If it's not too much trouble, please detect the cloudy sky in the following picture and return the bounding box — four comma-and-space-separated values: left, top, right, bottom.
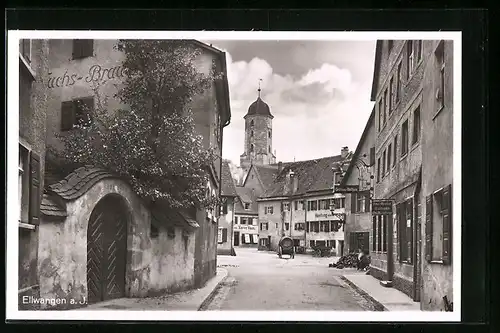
203, 39, 377, 166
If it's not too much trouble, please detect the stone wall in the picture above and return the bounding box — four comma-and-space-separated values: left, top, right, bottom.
37, 178, 196, 309
18, 39, 51, 310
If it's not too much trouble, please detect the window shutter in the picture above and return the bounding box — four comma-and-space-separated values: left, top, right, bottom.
442, 184, 452, 264
222, 228, 228, 243
223, 200, 228, 215
61, 101, 76, 131
364, 191, 371, 212
363, 232, 370, 253
425, 195, 433, 262
29, 152, 41, 225
351, 193, 357, 213
406, 199, 413, 263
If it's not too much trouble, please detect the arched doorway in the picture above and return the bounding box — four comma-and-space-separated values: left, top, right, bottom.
86, 195, 128, 304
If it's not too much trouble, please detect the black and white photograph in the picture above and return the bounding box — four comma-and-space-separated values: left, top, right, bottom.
7, 30, 461, 321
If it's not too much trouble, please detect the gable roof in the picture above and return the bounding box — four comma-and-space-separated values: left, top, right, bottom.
339, 107, 376, 187
234, 186, 258, 215
262, 155, 350, 198
243, 164, 280, 192
370, 40, 383, 101
221, 161, 238, 197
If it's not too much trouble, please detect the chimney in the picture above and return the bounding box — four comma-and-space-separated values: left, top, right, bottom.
341, 146, 349, 159
278, 161, 283, 173
292, 172, 299, 194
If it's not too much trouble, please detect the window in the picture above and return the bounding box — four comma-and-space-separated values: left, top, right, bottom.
265, 206, 274, 214
18, 143, 41, 227
388, 40, 394, 52
369, 146, 375, 166
61, 97, 94, 131
72, 39, 94, 59
269, 131, 271, 138
294, 201, 298, 210
415, 40, 423, 63
260, 223, 269, 231
241, 217, 247, 225
250, 120, 254, 127
150, 222, 159, 238
351, 191, 370, 214
401, 120, 409, 156
377, 158, 381, 182
275, 223, 278, 229
20, 39, 32, 65
383, 89, 388, 124
396, 62, 402, 102
407, 40, 414, 79
378, 99, 383, 131
310, 240, 316, 248
350, 232, 369, 253
319, 199, 330, 210
436, 41, 445, 111
398, 199, 413, 264
285, 223, 290, 231
235, 216, 239, 224
283, 202, 290, 211
393, 135, 398, 166
407, 40, 422, 79
387, 143, 392, 171
307, 200, 318, 211
372, 216, 377, 251
377, 217, 382, 252
331, 221, 342, 232
382, 216, 388, 252
327, 240, 336, 248
332, 197, 345, 209
244, 203, 250, 210
294, 223, 305, 231
426, 185, 452, 264
250, 130, 253, 138
250, 144, 254, 153
389, 77, 393, 114
382, 150, 386, 176
19, 144, 29, 223
252, 218, 257, 225
412, 106, 421, 145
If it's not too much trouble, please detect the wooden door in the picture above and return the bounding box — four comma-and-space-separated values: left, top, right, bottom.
87, 196, 127, 304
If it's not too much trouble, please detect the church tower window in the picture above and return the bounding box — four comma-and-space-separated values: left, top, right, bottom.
251, 130, 254, 138
250, 120, 254, 127
250, 144, 254, 153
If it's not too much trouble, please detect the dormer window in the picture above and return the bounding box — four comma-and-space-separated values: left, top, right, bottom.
244, 203, 250, 210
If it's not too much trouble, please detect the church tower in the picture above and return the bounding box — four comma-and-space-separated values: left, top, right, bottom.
240, 83, 276, 171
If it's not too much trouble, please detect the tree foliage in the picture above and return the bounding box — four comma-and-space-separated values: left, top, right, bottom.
53, 40, 222, 210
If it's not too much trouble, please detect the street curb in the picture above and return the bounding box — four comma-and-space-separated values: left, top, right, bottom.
340, 276, 388, 312
197, 268, 229, 311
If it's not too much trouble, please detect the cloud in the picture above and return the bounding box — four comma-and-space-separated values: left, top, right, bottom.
215, 45, 374, 166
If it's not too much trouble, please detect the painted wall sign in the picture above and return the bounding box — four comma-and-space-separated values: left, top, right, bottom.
47, 64, 129, 89
334, 185, 359, 193
315, 212, 334, 219
233, 224, 258, 232
372, 199, 393, 215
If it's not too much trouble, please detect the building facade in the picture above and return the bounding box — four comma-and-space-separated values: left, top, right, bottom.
217, 161, 238, 256
420, 40, 454, 311
28, 39, 230, 309
18, 39, 52, 310
339, 108, 376, 255
370, 39, 454, 310
257, 150, 352, 254
239, 89, 276, 171
234, 187, 260, 248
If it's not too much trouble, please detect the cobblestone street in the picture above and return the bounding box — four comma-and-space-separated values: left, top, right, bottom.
202, 248, 377, 311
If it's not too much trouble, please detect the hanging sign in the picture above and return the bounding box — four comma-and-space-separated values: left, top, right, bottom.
372, 199, 393, 215
334, 185, 359, 193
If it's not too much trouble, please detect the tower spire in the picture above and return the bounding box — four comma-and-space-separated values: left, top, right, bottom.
258, 78, 262, 98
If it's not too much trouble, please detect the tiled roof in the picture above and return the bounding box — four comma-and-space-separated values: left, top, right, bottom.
253, 165, 279, 191
234, 186, 259, 215
221, 161, 238, 197
48, 166, 117, 201
40, 193, 67, 218
263, 155, 349, 198
151, 207, 200, 230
